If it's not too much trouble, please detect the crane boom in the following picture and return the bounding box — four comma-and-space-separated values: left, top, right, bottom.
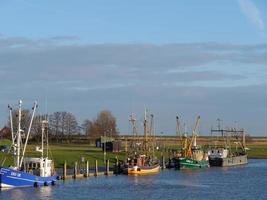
187, 116, 201, 157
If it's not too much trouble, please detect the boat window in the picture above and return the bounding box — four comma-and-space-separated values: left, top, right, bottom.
211, 150, 214, 153
37, 163, 40, 168
33, 163, 36, 169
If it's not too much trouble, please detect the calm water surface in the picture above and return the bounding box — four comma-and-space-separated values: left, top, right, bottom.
1, 159, 267, 200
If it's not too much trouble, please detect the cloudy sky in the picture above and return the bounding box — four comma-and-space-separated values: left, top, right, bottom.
0, 0, 267, 135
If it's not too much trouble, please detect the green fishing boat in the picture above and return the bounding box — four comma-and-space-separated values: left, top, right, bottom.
175, 155, 209, 169
173, 116, 209, 170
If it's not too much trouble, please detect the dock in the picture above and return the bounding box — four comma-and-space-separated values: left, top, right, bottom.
58, 159, 114, 180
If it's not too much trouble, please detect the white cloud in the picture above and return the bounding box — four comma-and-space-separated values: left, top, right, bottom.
238, 0, 265, 31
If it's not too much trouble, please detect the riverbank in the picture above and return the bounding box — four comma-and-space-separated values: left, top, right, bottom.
1, 141, 267, 168
1, 159, 267, 200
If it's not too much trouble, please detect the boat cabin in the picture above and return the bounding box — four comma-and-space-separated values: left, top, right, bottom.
208, 148, 228, 159
127, 155, 146, 167
22, 157, 54, 177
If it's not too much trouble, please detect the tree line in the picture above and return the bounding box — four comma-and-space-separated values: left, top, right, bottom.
5, 109, 118, 143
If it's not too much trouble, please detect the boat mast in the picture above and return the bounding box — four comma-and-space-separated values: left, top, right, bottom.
186, 116, 200, 157
182, 123, 188, 157
242, 128, 246, 152
41, 120, 45, 158
192, 116, 201, 148
176, 116, 181, 147
46, 115, 49, 158
143, 108, 148, 152
8, 105, 15, 146
40, 118, 49, 158
16, 100, 22, 168
150, 114, 155, 160
19, 101, 38, 168
129, 113, 138, 153
45, 97, 49, 158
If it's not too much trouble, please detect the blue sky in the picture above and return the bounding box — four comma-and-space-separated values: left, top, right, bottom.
0, 0, 267, 135
0, 0, 266, 44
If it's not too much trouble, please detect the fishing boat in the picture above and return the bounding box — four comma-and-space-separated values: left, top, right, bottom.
124, 155, 160, 175
208, 120, 248, 167
173, 116, 209, 169
123, 110, 160, 175
0, 100, 57, 188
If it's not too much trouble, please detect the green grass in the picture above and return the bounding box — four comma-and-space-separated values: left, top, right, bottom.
0, 139, 12, 146
0, 141, 126, 168
246, 145, 267, 159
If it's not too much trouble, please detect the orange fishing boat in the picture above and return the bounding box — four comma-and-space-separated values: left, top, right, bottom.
123, 155, 160, 175
123, 110, 160, 175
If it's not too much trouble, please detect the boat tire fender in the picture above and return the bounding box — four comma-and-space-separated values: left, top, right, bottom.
44, 182, 48, 186
52, 181, 56, 186
34, 182, 38, 187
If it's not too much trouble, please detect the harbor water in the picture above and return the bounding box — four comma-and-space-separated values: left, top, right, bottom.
1, 159, 267, 200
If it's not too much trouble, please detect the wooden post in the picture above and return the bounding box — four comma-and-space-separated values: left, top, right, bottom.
73, 161, 77, 179
162, 156, 166, 169
105, 159, 109, 175
85, 161, 89, 177
115, 156, 119, 175
63, 161, 67, 180
95, 160, 98, 176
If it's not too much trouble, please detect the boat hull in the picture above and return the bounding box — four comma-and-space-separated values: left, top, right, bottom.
209, 155, 248, 167
174, 157, 209, 169
124, 164, 160, 175
0, 166, 57, 188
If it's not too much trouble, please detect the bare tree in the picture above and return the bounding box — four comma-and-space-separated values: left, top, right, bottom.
65, 112, 79, 141
49, 111, 78, 142
85, 110, 118, 139
81, 119, 92, 135
49, 112, 62, 143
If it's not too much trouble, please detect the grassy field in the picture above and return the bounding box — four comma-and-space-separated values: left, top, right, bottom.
0, 141, 126, 168
246, 145, 267, 159
0, 139, 266, 169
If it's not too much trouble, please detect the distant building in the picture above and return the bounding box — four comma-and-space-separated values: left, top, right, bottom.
95, 136, 114, 148
102, 141, 121, 152
95, 136, 121, 152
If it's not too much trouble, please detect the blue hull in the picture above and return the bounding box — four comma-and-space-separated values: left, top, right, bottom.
0, 166, 57, 188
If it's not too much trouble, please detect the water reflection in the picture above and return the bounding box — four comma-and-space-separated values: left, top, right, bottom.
128, 173, 158, 186
38, 186, 53, 200
1, 160, 267, 200
10, 189, 28, 200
